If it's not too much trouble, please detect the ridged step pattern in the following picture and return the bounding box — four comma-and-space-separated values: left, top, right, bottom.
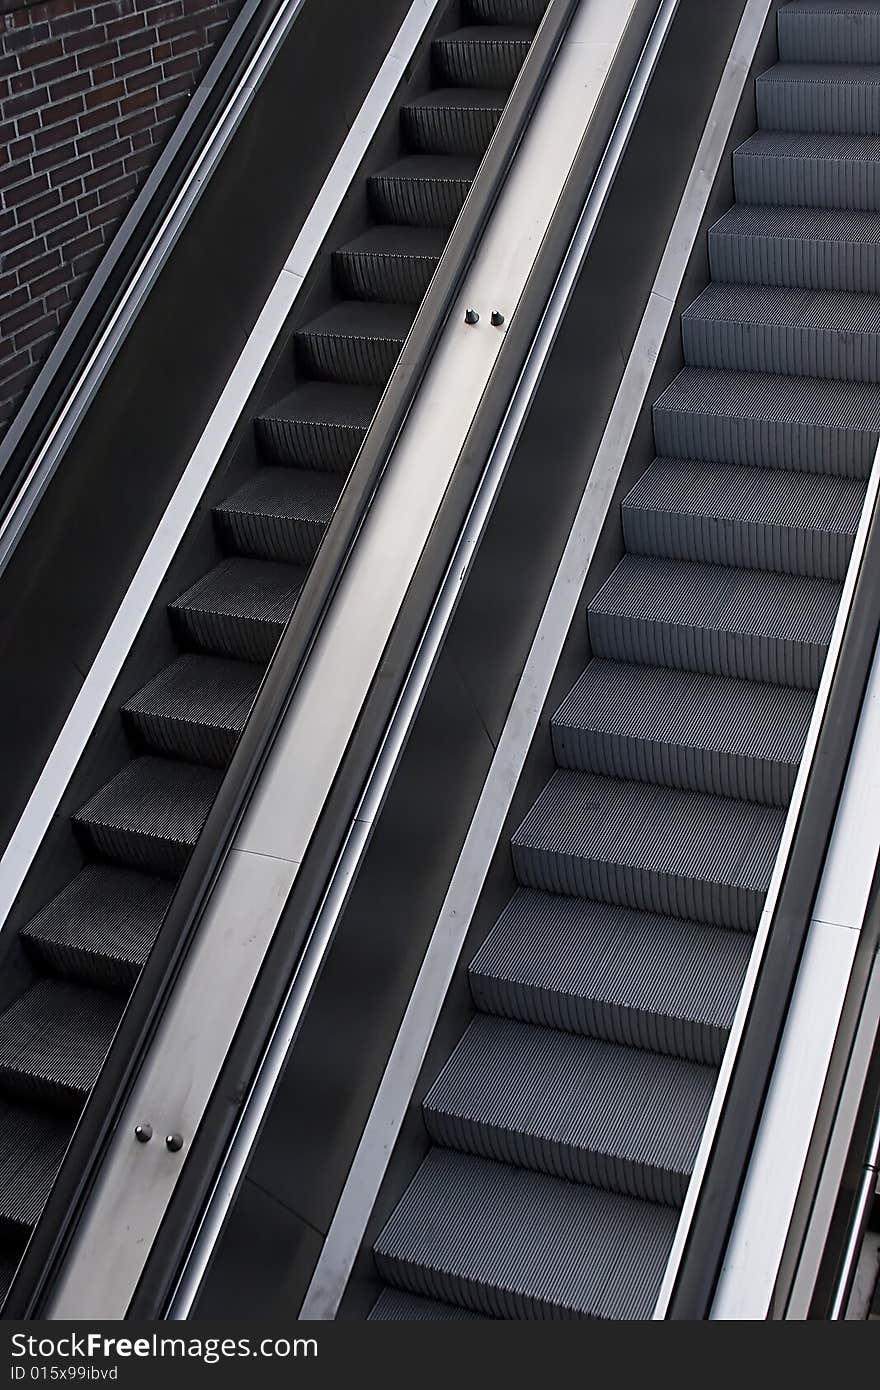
0, 3, 543, 1298
370, 4, 875, 1320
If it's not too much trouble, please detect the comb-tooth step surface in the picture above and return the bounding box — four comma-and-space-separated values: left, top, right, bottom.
333, 227, 446, 304
709, 204, 880, 295
734, 131, 880, 211
682, 283, 880, 383
294, 302, 415, 387
588, 554, 840, 689
423, 1015, 715, 1205
72, 757, 221, 877
256, 383, 380, 471
469, 890, 751, 1066
169, 558, 305, 663
652, 367, 880, 477
551, 659, 813, 805
0, 1098, 72, 1239
213, 470, 341, 567
432, 26, 531, 89
373, 1149, 677, 1319
367, 155, 478, 229
468, 0, 547, 24
756, 63, 880, 136
622, 457, 863, 578
778, 1, 880, 63
19, 865, 172, 991
511, 771, 785, 932
122, 654, 262, 766
369, 1289, 482, 1320
401, 89, 505, 156
0, 980, 123, 1113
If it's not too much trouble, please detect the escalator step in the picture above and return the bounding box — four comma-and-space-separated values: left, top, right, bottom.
401, 89, 505, 157
369, 1288, 482, 1319
622, 456, 863, 578
588, 554, 840, 689
368, 155, 478, 228
373, 1149, 677, 1319
652, 366, 880, 477
20, 864, 172, 991
169, 557, 305, 664
122, 654, 262, 767
432, 26, 532, 90
0, 980, 123, 1114
213, 469, 341, 567
551, 659, 812, 805
294, 302, 415, 388
423, 1014, 715, 1206
510, 770, 784, 932
682, 282, 880, 382
778, 2, 880, 64
757, 62, 880, 136
256, 383, 380, 471
469, 890, 750, 1066
333, 227, 446, 304
72, 756, 221, 877
733, 131, 880, 211
0, 1098, 72, 1235
467, 0, 547, 25
708, 204, 880, 295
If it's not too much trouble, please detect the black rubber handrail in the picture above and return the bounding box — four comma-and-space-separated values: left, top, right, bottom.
131, 0, 669, 1318
668, 473, 880, 1319
0, 0, 302, 541
7, 0, 583, 1320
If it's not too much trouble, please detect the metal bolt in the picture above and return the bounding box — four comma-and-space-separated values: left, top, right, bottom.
490, 310, 505, 327
464, 308, 480, 325
165, 1133, 184, 1153
134, 1124, 152, 1144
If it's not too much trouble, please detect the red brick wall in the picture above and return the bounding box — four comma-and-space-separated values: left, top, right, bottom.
0, 0, 242, 441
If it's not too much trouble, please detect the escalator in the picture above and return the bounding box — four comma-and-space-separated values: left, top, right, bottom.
358, 0, 880, 1318
0, 0, 553, 1304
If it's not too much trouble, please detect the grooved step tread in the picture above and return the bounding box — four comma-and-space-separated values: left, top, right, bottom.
0, 980, 123, 1114
20, 864, 172, 991
682, 282, 880, 382
734, 130, 880, 211
123, 653, 262, 767
622, 455, 863, 578
214, 469, 341, 567
423, 1014, 715, 1205
589, 552, 840, 689
709, 203, 880, 294
551, 658, 813, 805
169, 557, 306, 663
295, 302, 416, 387
757, 62, 880, 136
0, 1098, 72, 1233
653, 366, 880, 477
368, 155, 479, 229
433, 26, 532, 89
256, 383, 380, 471
73, 756, 222, 877
402, 88, 505, 156
373, 1149, 677, 1319
468, 0, 547, 23
778, 2, 880, 64
511, 770, 785, 932
333, 226, 446, 304
469, 890, 751, 1066
369, 1288, 483, 1320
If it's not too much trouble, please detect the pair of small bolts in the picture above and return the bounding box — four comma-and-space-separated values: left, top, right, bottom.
135, 1124, 183, 1152
465, 308, 504, 327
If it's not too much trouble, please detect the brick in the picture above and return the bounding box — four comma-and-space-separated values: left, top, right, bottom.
91, 138, 129, 170
76, 124, 118, 155
31, 139, 77, 175
47, 155, 91, 186
75, 190, 99, 214
15, 315, 58, 352
105, 14, 148, 42
14, 187, 62, 223
34, 119, 79, 152
34, 201, 77, 236
50, 71, 92, 101
83, 157, 124, 191
1, 296, 45, 337
44, 285, 70, 312
0, 350, 32, 382
79, 103, 120, 133
4, 85, 48, 119
9, 69, 35, 95
29, 53, 75, 83
4, 172, 50, 208
45, 212, 88, 249
75, 40, 118, 69
16, 246, 62, 284
2, 24, 50, 55
53, 11, 100, 39
119, 86, 155, 115
15, 114, 42, 137
40, 93, 86, 127
85, 79, 125, 108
